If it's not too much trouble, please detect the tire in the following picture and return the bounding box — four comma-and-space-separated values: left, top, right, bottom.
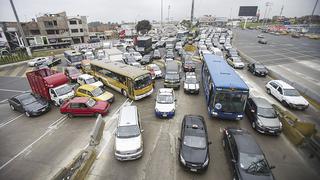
25, 111, 30, 117
253, 71, 256, 75
121, 89, 127, 97
252, 121, 256, 129
282, 100, 289, 107
10, 104, 15, 111
266, 88, 271, 94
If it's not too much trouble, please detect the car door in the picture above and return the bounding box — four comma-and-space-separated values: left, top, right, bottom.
269, 82, 279, 97
11, 98, 23, 112
275, 87, 284, 101
79, 103, 92, 116
69, 103, 82, 115
245, 98, 254, 121
229, 136, 240, 178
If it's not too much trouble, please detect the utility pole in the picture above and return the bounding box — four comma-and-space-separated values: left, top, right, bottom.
262, 2, 271, 27
168, 5, 171, 23
9, 0, 32, 56
161, 0, 163, 26
279, 5, 284, 17
310, 0, 319, 25
191, 0, 195, 22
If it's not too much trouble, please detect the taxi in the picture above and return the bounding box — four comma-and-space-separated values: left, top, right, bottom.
76, 84, 114, 103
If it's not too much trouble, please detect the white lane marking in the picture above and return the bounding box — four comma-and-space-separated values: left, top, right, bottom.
0, 99, 8, 103
0, 115, 67, 171
0, 88, 28, 93
0, 114, 24, 129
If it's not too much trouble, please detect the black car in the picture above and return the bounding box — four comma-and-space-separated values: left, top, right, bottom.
140, 54, 153, 65
222, 128, 275, 180
258, 38, 267, 44
247, 63, 268, 77
179, 115, 211, 172
245, 97, 282, 135
183, 60, 196, 72
8, 92, 51, 117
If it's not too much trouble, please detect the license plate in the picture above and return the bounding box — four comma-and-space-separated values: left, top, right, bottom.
269, 130, 274, 133
163, 113, 167, 117
190, 168, 197, 172
42, 108, 46, 112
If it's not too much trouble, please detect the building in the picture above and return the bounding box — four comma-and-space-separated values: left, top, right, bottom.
0, 27, 9, 49
67, 16, 89, 43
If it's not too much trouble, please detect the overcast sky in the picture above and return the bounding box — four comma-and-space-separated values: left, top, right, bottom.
0, 0, 319, 23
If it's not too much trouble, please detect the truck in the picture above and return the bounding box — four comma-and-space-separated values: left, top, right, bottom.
135, 36, 152, 55
26, 68, 75, 106
104, 48, 123, 62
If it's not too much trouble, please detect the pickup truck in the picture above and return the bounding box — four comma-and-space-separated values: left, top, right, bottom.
26, 68, 75, 106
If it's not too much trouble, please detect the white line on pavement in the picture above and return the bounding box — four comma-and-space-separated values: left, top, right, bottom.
0, 88, 28, 93
0, 115, 68, 171
0, 114, 24, 129
0, 99, 8, 103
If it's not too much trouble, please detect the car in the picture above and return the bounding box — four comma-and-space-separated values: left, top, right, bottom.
175, 42, 183, 51
27, 57, 50, 67
77, 74, 103, 88
76, 84, 114, 103
222, 128, 275, 180
60, 97, 110, 117
153, 49, 161, 59
258, 38, 267, 44
166, 50, 175, 59
182, 59, 196, 72
224, 43, 232, 50
115, 105, 144, 161
140, 54, 153, 65
227, 56, 245, 69
245, 97, 282, 135
291, 33, 301, 38
133, 52, 142, 61
247, 63, 268, 77
183, 72, 200, 94
84, 51, 95, 60
123, 55, 137, 65
179, 115, 211, 172
65, 67, 82, 82
211, 47, 223, 58
265, 80, 309, 110
8, 92, 51, 117
155, 88, 176, 118
226, 48, 238, 59
146, 64, 162, 78
257, 34, 264, 38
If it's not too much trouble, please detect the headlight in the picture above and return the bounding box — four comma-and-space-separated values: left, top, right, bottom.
203, 157, 209, 167
257, 119, 264, 127
195, 84, 199, 89
170, 109, 175, 113
180, 154, 186, 165
155, 108, 159, 112
237, 115, 243, 118
184, 84, 188, 89
136, 147, 142, 153
279, 122, 283, 129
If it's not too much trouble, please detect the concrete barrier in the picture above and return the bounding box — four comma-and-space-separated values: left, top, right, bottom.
90, 114, 106, 146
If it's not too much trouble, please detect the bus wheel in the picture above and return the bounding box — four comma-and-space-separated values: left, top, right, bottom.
121, 89, 127, 97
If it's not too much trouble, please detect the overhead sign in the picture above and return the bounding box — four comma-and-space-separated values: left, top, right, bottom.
238, 6, 258, 16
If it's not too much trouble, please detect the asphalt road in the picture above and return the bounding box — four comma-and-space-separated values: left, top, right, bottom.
233, 29, 320, 103
0, 46, 319, 180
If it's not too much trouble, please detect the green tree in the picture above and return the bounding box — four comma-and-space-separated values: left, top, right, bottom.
136, 20, 152, 34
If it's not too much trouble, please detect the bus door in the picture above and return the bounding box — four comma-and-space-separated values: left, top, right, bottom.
127, 78, 134, 99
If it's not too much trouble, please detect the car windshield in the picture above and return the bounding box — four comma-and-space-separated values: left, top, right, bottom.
240, 153, 271, 175
151, 65, 160, 71
117, 125, 140, 138
91, 87, 104, 97
283, 89, 300, 96
183, 136, 207, 149
214, 91, 247, 113
69, 69, 79, 75
86, 98, 96, 107
157, 94, 173, 104
257, 107, 277, 118
134, 74, 152, 90
255, 64, 265, 69
21, 96, 38, 105
165, 73, 179, 80
85, 77, 96, 84
56, 85, 73, 96
185, 77, 197, 84
185, 61, 194, 65
233, 58, 242, 62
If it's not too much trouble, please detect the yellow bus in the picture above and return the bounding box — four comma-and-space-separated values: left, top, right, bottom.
90, 60, 153, 100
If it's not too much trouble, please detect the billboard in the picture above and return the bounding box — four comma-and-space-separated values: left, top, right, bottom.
238, 6, 258, 16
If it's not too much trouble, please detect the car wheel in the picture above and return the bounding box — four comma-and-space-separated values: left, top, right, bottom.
25, 111, 30, 117
252, 121, 256, 129
253, 71, 256, 75
282, 100, 289, 107
10, 104, 15, 111
67, 113, 73, 118
266, 88, 271, 94
121, 89, 127, 97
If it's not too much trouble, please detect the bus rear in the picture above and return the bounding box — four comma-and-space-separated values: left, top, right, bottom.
64, 50, 84, 68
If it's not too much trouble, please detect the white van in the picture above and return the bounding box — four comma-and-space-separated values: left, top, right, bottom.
115, 105, 144, 161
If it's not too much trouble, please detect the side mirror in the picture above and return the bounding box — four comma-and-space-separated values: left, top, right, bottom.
231, 159, 236, 163
270, 165, 275, 169
114, 132, 117, 136
178, 137, 181, 141
175, 98, 177, 101
208, 141, 212, 145
141, 129, 144, 133
251, 109, 255, 113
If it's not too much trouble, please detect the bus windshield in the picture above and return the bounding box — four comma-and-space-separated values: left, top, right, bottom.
214, 91, 247, 113
70, 55, 83, 63
134, 74, 152, 90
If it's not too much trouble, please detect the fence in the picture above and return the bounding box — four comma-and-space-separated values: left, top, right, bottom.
0, 53, 30, 65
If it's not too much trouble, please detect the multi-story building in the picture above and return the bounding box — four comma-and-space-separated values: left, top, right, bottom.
67, 16, 89, 43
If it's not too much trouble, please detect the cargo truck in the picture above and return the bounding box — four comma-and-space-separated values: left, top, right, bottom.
26, 68, 75, 106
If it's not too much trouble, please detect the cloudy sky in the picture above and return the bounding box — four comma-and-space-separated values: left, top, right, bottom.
0, 0, 319, 23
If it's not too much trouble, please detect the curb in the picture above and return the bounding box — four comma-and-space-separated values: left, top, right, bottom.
236, 47, 320, 105
0, 60, 31, 70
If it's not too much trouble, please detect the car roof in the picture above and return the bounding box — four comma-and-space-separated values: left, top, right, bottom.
229, 129, 262, 155
78, 84, 98, 91
69, 97, 90, 103
251, 97, 273, 109
183, 115, 206, 136
158, 88, 174, 95
272, 80, 294, 89
15, 92, 33, 100
78, 74, 93, 79
119, 105, 138, 126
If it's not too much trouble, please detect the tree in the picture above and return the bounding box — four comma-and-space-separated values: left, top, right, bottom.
136, 20, 152, 34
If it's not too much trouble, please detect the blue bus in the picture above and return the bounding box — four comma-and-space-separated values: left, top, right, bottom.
201, 54, 249, 120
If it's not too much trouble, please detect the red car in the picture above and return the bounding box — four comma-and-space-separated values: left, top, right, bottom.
60, 97, 110, 117
65, 67, 81, 82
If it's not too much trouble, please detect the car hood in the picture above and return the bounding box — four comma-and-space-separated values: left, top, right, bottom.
25, 101, 48, 112
96, 92, 114, 101
155, 102, 175, 112
154, 70, 162, 75
258, 116, 281, 128
181, 145, 207, 164
90, 81, 104, 87
234, 62, 244, 66
285, 96, 308, 105
93, 101, 108, 111
115, 135, 142, 152
239, 168, 274, 180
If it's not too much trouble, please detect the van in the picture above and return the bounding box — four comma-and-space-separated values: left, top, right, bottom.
164, 60, 181, 89
115, 105, 144, 161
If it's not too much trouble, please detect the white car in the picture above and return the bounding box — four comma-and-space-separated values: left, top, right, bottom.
175, 42, 183, 51
227, 57, 245, 69
85, 51, 95, 60
146, 64, 162, 78
184, 72, 200, 94
155, 88, 176, 118
28, 57, 50, 67
77, 74, 103, 88
265, 80, 309, 110
133, 52, 142, 61
211, 47, 224, 58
